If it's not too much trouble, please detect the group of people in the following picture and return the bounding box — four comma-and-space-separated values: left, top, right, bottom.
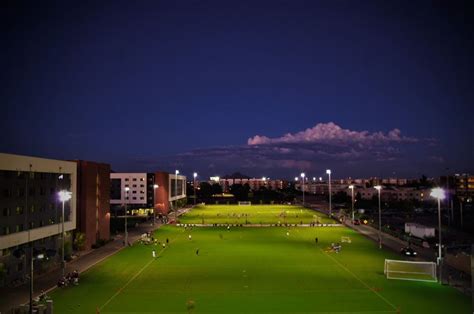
57, 270, 80, 288
331, 242, 342, 253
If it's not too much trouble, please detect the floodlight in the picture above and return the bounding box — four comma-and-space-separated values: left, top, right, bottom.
430, 187, 445, 200
58, 190, 72, 202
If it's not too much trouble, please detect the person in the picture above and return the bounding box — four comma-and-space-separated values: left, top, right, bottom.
162, 243, 166, 248
152, 250, 156, 258
166, 238, 169, 244
188, 234, 192, 240
315, 237, 318, 244
196, 248, 199, 255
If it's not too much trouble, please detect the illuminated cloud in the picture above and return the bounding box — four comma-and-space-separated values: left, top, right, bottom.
248, 122, 417, 145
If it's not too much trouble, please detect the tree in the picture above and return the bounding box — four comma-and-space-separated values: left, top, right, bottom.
211, 183, 222, 195
73, 232, 86, 251
229, 184, 250, 201
198, 182, 213, 199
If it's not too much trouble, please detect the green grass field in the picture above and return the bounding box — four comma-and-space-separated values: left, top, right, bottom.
50, 206, 471, 313
179, 204, 335, 225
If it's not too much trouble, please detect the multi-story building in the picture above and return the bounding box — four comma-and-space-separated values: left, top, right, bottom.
455, 173, 474, 200
110, 172, 186, 215
74, 160, 111, 250
0, 153, 76, 286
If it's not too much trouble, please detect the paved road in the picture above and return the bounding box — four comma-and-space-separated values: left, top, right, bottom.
0, 207, 192, 314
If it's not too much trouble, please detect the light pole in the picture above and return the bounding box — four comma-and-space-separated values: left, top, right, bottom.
374, 185, 382, 249
124, 186, 130, 246
430, 187, 445, 283
175, 170, 179, 221
193, 172, 198, 206
326, 169, 332, 217
58, 190, 72, 277
153, 184, 159, 225
300, 173, 305, 206
349, 185, 355, 223
29, 250, 45, 314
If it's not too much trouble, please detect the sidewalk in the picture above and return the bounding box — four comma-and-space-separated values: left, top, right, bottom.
0, 213, 183, 313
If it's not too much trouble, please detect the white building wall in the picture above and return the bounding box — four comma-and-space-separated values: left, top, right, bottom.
0, 153, 77, 250
110, 173, 148, 205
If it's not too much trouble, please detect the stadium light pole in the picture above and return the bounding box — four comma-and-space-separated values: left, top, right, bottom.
58, 190, 72, 277
175, 170, 179, 221
430, 187, 445, 283
349, 185, 355, 223
193, 172, 198, 206
374, 185, 382, 249
300, 173, 305, 206
153, 184, 159, 225
326, 169, 332, 217
124, 186, 130, 245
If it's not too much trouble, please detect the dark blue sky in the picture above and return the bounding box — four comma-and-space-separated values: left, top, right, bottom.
1, 1, 473, 179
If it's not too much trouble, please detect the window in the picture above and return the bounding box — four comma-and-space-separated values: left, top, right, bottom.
125, 184, 129, 187
3, 226, 9, 235
29, 222, 35, 229
132, 184, 137, 187
132, 191, 137, 194
132, 197, 137, 200
30, 205, 35, 213
3, 188, 11, 197
29, 172, 35, 179
49, 218, 55, 224
39, 220, 44, 227
16, 188, 25, 197
140, 178, 145, 181
40, 187, 45, 196
140, 197, 144, 200
16, 224, 23, 232
2, 248, 10, 257
16, 206, 24, 215
132, 178, 137, 181
125, 178, 129, 181
3, 208, 10, 216
140, 184, 144, 187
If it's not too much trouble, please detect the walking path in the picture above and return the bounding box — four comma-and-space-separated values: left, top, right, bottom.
0, 207, 191, 314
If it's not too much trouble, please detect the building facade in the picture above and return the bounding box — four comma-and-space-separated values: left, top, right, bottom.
0, 153, 77, 286
75, 160, 111, 250
110, 172, 187, 215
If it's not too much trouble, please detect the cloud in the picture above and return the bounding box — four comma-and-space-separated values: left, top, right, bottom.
248, 122, 417, 145
129, 122, 431, 177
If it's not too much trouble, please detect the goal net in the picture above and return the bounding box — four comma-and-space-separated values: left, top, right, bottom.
384, 259, 437, 282
238, 201, 252, 206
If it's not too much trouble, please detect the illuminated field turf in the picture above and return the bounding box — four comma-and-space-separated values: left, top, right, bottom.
179, 204, 335, 225
50, 206, 470, 313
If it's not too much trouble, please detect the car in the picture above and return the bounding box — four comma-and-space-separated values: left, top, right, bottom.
400, 247, 417, 257
352, 219, 361, 225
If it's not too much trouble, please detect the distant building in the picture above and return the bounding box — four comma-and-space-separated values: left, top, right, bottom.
455, 173, 474, 200
110, 172, 186, 215
212, 177, 286, 192
74, 160, 111, 250
0, 153, 77, 286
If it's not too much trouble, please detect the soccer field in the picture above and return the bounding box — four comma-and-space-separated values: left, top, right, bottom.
179, 204, 335, 225
50, 207, 470, 313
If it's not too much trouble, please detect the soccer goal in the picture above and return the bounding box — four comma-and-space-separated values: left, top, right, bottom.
341, 236, 351, 243
384, 259, 437, 282
238, 201, 252, 206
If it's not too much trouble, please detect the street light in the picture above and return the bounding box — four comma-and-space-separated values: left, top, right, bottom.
430, 187, 445, 283
58, 190, 72, 277
326, 169, 332, 217
175, 170, 179, 221
300, 173, 305, 206
193, 172, 198, 206
153, 184, 159, 225
29, 250, 45, 314
348, 185, 355, 223
374, 185, 382, 249
124, 186, 130, 246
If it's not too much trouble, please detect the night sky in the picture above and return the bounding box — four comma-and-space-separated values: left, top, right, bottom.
1, 1, 473, 179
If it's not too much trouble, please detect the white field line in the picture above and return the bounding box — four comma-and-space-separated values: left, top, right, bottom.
321, 250, 398, 312
98, 233, 181, 312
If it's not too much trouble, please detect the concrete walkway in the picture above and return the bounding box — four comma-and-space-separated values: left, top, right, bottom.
0, 207, 192, 314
